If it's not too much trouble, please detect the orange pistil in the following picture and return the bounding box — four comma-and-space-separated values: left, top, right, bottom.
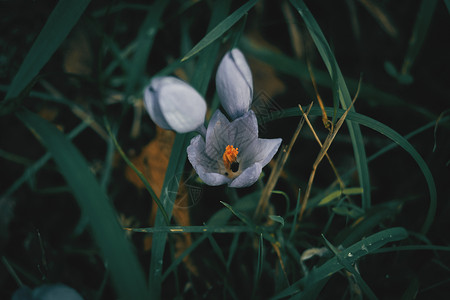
222, 145, 239, 171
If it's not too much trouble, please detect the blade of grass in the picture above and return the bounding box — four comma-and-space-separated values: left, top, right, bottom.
322, 235, 378, 300
271, 227, 408, 299
5, 0, 90, 101
181, 0, 258, 62
445, 0, 450, 14
266, 106, 437, 235
148, 2, 231, 297
252, 233, 264, 298
2, 121, 89, 199
162, 234, 209, 281
227, 233, 241, 270
238, 38, 438, 121
289, 0, 372, 211
16, 110, 149, 300
125, 0, 168, 96
128, 226, 251, 233
104, 119, 170, 225
400, 0, 438, 76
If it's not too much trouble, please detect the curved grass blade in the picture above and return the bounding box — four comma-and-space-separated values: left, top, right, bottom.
5, 0, 90, 101
2, 121, 89, 199
104, 120, 170, 225
322, 235, 377, 300
266, 106, 437, 235
238, 38, 438, 121
289, 0, 371, 211
271, 227, 408, 299
16, 110, 149, 300
181, 0, 258, 62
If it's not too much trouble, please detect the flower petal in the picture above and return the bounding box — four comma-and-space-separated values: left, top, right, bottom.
187, 135, 230, 186
229, 162, 262, 188
205, 110, 230, 158
240, 137, 282, 168
144, 76, 206, 133
143, 77, 171, 130
216, 49, 253, 119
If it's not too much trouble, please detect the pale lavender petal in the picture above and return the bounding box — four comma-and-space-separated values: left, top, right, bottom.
255, 138, 282, 166
205, 110, 230, 158
197, 170, 231, 186
187, 135, 229, 186
144, 76, 206, 133
216, 49, 253, 119
240, 138, 282, 168
229, 163, 262, 188
143, 77, 171, 130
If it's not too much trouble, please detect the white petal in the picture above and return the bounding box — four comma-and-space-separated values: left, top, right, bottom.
143, 77, 206, 133
216, 49, 253, 119
143, 77, 171, 130
205, 110, 230, 158
255, 138, 283, 167
229, 163, 262, 188
187, 135, 230, 186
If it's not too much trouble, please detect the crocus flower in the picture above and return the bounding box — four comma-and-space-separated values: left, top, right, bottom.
187, 48, 282, 187
143, 76, 206, 133
143, 48, 282, 188
187, 109, 282, 187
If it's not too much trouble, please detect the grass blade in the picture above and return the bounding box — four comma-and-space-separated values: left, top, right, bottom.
125, 0, 168, 95
181, 0, 258, 62
289, 0, 372, 211
272, 227, 408, 299
5, 0, 91, 101
400, 0, 439, 76
16, 110, 149, 299
266, 106, 437, 235
148, 2, 232, 297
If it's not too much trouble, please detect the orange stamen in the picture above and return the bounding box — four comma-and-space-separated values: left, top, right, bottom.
223, 145, 238, 170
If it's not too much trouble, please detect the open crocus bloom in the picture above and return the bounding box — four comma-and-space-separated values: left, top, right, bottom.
187, 110, 282, 188
143, 48, 282, 187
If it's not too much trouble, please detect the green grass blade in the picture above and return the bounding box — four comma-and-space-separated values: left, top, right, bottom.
267, 106, 437, 235
289, 0, 372, 211
5, 0, 91, 101
253, 233, 264, 296
401, 0, 438, 76
162, 234, 209, 281
129, 225, 251, 234
227, 233, 241, 270
125, 0, 168, 95
238, 39, 438, 121
322, 235, 378, 300
16, 110, 149, 299
148, 3, 232, 297
271, 227, 408, 299
2, 121, 89, 199
181, 0, 258, 62
104, 120, 170, 225
445, 0, 450, 14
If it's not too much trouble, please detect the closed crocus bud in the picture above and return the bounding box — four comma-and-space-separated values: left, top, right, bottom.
216, 49, 253, 120
144, 76, 207, 133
